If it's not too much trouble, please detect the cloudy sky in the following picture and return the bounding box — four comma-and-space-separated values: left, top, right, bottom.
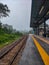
0, 0, 32, 31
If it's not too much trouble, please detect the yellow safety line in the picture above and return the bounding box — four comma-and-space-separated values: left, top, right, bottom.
34, 35, 49, 45
32, 36, 49, 65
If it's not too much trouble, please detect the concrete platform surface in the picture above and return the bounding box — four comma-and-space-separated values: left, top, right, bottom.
18, 35, 44, 65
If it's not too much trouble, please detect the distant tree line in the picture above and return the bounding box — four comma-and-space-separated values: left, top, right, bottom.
0, 22, 13, 34
0, 21, 23, 35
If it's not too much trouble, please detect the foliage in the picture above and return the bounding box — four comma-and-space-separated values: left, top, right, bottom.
0, 22, 23, 48
0, 33, 22, 48
0, 3, 23, 48
0, 3, 10, 18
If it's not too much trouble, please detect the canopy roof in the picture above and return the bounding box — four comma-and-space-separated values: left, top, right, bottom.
30, 0, 49, 28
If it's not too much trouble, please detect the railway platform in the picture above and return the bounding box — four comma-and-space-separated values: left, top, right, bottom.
19, 34, 49, 65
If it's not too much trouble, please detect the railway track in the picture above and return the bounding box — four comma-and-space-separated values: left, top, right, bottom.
0, 35, 28, 65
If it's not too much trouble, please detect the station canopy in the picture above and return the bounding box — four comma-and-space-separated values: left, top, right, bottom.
30, 0, 49, 28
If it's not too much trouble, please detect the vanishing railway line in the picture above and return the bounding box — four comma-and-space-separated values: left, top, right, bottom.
0, 35, 28, 65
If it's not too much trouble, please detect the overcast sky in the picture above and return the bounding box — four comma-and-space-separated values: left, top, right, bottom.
0, 0, 32, 31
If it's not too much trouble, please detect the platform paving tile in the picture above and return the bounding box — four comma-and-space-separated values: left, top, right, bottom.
35, 37, 49, 54
18, 35, 44, 65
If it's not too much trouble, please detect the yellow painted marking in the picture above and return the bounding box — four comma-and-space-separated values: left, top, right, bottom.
32, 36, 49, 65
34, 35, 49, 45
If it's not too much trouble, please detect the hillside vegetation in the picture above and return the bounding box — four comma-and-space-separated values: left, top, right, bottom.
0, 23, 23, 48
0, 3, 23, 48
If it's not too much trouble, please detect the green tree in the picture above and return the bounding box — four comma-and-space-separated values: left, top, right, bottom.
0, 3, 10, 33
0, 3, 10, 18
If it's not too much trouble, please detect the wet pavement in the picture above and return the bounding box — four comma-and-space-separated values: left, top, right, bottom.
18, 35, 44, 65
34, 37, 49, 54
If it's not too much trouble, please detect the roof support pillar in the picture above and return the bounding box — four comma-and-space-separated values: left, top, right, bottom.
37, 25, 39, 35
33, 28, 37, 35
44, 20, 46, 37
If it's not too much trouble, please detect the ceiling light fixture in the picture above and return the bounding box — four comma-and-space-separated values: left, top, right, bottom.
39, 6, 44, 15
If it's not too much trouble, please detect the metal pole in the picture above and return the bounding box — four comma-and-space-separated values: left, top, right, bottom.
44, 21, 46, 34
38, 26, 39, 35
44, 21, 46, 37
35, 27, 38, 35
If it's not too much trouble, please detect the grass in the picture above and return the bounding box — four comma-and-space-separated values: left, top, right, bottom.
0, 33, 22, 49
